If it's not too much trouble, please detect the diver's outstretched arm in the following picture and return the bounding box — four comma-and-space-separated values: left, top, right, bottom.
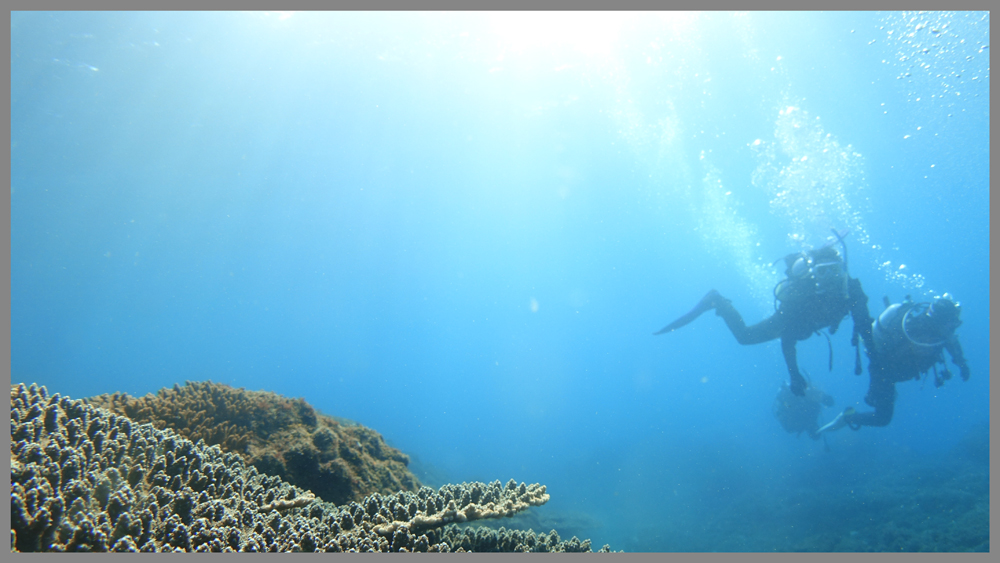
653, 290, 723, 335
945, 336, 970, 380
847, 277, 875, 351
781, 336, 807, 397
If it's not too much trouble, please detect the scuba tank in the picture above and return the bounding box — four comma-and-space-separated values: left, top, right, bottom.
872, 301, 908, 350
873, 298, 951, 350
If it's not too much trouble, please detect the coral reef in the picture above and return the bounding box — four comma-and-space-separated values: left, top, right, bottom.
629, 433, 989, 552
11, 383, 611, 552
84, 381, 418, 505
949, 420, 988, 466
801, 445, 989, 552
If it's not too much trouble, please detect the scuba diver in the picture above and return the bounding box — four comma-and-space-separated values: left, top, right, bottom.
655, 229, 874, 397
817, 293, 970, 434
773, 378, 835, 440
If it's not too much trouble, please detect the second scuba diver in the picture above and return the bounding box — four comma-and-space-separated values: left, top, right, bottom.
655, 230, 874, 397
817, 292, 970, 433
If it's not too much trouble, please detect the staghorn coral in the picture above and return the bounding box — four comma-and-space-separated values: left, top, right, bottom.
85, 381, 418, 505
11, 383, 612, 552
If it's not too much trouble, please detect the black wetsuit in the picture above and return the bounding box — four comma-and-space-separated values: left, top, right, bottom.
714, 277, 873, 396
848, 304, 969, 427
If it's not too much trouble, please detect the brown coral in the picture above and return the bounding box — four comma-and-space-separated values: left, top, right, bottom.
85, 381, 419, 505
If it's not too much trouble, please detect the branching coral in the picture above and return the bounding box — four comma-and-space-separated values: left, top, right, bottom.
11, 383, 611, 552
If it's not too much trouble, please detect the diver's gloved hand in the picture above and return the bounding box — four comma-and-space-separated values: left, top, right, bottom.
789, 373, 807, 397
960, 364, 971, 381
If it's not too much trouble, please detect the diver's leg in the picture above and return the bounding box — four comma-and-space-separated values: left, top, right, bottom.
714, 301, 803, 393
714, 301, 785, 345
848, 375, 896, 427
714, 301, 805, 396
818, 373, 895, 434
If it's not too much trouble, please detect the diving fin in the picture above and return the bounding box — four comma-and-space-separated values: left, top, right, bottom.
817, 407, 856, 435
654, 290, 722, 335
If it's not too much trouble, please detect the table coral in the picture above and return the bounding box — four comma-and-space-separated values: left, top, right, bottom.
11, 383, 611, 552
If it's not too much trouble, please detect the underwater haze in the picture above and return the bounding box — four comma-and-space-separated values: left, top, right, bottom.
10, 11, 990, 551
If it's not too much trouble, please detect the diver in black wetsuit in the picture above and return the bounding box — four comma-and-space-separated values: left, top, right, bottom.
655, 232, 874, 397
817, 293, 970, 433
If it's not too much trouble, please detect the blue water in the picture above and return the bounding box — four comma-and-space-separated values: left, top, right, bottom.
11, 11, 989, 551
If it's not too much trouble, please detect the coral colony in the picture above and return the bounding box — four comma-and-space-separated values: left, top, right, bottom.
10, 382, 612, 552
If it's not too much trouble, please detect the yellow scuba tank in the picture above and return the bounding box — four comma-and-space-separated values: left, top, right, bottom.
872, 298, 948, 362
872, 302, 907, 350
